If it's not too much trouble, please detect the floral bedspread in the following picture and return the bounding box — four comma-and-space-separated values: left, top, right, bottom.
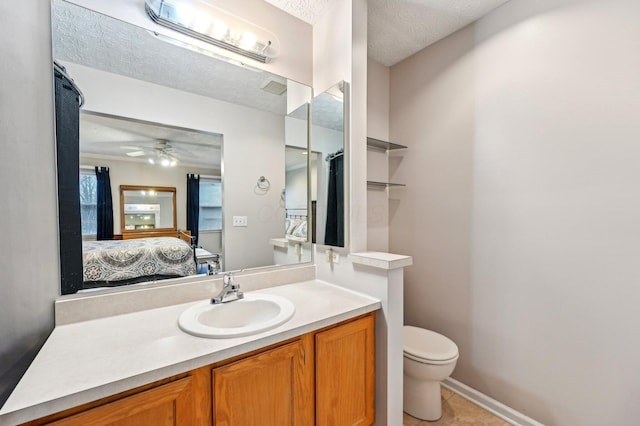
82, 237, 196, 283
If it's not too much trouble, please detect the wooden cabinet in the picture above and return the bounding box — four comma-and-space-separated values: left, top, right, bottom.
26, 314, 374, 426
45, 377, 194, 426
316, 315, 376, 426
212, 339, 313, 426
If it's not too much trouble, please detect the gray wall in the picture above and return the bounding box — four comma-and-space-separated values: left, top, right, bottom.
390, 0, 640, 424
0, 1, 59, 406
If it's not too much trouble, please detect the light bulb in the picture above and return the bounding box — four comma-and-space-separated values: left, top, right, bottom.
148, 158, 155, 164
240, 32, 257, 50
174, 4, 195, 28
211, 19, 228, 39
192, 15, 210, 34
161, 158, 170, 167
170, 160, 177, 167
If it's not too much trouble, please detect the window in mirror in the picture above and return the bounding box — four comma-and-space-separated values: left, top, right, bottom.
79, 169, 97, 237
199, 178, 222, 231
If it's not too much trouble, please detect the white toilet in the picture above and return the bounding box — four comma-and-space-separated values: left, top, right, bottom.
403, 325, 459, 421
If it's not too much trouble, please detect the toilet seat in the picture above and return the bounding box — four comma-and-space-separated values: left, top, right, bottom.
404, 326, 459, 364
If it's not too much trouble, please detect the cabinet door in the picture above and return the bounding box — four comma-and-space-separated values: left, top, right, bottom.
47, 377, 193, 426
316, 315, 375, 426
212, 340, 311, 426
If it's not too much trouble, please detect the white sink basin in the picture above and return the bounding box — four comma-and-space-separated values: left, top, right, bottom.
178, 293, 295, 338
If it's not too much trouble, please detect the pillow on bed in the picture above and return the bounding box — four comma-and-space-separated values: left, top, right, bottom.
291, 220, 307, 238
286, 219, 301, 235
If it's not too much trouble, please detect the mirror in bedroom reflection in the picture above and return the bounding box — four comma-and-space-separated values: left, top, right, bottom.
52, 0, 312, 295
311, 82, 348, 248
121, 186, 177, 232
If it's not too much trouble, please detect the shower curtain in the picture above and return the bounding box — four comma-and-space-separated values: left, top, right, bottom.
55, 67, 83, 295
95, 166, 114, 240
186, 174, 200, 246
325, 154, 344, 246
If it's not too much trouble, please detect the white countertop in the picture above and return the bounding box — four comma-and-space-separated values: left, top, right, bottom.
0, 280, 380, 425
350, 251, 413, 270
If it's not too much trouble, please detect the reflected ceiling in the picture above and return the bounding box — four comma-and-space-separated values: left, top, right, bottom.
80, 114, 222, 169
52, 0, 288, 115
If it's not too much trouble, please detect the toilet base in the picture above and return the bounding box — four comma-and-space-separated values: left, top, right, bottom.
403, 375, 443, 421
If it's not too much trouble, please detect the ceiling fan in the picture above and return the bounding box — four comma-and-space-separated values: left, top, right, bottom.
121, 140, 197, 167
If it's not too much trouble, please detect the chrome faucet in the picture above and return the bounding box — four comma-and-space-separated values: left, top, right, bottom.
211, 273, 243, 304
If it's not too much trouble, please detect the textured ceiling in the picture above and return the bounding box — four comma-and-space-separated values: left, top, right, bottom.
368, 0, 511, 66
80, 113, 222, 169
268, 0, 511, 67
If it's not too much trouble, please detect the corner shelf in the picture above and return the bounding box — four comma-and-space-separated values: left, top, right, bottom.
366, 137, 407, 189
366, 137, 407, 151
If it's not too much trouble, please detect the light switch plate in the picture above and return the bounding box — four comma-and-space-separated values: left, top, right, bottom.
232, 216, 248, 227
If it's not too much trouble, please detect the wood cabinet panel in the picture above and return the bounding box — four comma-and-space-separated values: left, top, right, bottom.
46, 377, 193, 426
315, 315, 375, 426
212, 340, 312, 426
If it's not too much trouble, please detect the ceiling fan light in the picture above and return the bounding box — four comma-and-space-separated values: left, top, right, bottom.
148, 158, 155, 164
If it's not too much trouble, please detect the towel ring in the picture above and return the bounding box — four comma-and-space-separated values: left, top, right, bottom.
256, 176, 270, 191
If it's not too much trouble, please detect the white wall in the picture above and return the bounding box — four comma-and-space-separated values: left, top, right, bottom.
285, 166, 307, 211
367, 58, 390, 252
390, 0, 640, 424
0, 0, 59, 407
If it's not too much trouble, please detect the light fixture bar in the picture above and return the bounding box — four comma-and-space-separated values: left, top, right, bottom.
145, 2, 271, 63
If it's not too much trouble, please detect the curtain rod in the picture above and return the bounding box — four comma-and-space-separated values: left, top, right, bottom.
325, 150, 344, 161
54, 60, 85, 107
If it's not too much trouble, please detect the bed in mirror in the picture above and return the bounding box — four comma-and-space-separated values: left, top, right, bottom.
52, 0, 313, 295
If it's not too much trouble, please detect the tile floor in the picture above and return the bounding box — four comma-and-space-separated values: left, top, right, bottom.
403, 387, 511, 426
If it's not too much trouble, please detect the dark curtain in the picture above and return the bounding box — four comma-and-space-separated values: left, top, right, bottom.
325, 154, 344, 246
187, 174, 200, 246
95, 167, 114, 240
54, 68, 83, 295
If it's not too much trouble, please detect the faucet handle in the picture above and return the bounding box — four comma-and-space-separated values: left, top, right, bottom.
223, 272, 234, 286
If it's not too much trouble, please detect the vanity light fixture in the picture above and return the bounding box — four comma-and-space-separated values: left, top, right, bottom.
145, 0, 275, 63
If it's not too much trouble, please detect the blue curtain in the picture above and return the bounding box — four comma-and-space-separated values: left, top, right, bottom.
187, 174, 200, 246
325, 153, 344, 246
55, 66, 83, 295
95, 167, 114, 240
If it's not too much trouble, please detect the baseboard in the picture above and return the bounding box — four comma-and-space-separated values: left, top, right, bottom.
442, 378, 545, 426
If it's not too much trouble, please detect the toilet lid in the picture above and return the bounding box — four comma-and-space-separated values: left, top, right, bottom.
404, 326, 459, 362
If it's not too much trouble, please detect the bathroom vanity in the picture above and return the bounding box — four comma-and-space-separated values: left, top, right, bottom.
0, 279, 379, 425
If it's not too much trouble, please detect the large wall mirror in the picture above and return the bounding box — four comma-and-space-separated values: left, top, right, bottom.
52, 0, 313, 295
